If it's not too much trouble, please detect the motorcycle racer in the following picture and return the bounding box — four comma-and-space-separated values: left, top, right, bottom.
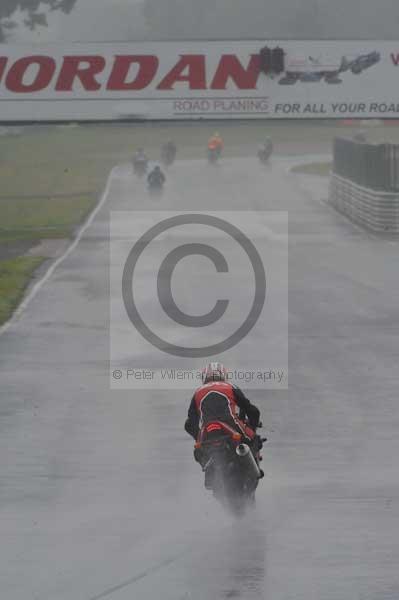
185, 362, 264, 489
258, 136, 273, 163
161, 139, 177, 165
147, 164, 166, 189
185, 362, 261, 445
207, 132, 224, 153
133, 147, 148, 165
132, 147, 149, 176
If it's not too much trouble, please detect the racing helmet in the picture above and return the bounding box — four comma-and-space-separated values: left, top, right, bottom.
202, 362, 228, 384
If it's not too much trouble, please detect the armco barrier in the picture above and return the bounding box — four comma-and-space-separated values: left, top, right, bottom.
333, 138, 399, 192
329, 173, 399, 232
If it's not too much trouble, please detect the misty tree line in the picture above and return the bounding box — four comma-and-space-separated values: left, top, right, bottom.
0, 0, 324, 41
1, 0, 399, 41
0, 1, 76, 41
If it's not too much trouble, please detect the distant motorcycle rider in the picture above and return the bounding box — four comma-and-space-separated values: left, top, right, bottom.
147, 164, 166, 188
185, 362, 262, 454
161, 139, 177, 165
208, 131, 224, 154
133, 147, 148, 164
132, 148, 148, 174
258, 137, 273, 163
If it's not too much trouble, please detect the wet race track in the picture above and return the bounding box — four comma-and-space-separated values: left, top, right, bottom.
1, 153, 399, 599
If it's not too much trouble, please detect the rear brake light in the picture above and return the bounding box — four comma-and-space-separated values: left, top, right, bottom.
206, 423, 223, 432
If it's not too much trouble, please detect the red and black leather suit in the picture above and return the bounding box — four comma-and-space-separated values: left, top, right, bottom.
184, 381, 260, 443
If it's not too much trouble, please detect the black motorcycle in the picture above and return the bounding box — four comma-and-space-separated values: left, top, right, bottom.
147, 167, 165, 198
161, 142, 177, 167
133, 160, 148, 177
132, 152, 148, 177
258, 141, 273, 165
195, 421, 265, 516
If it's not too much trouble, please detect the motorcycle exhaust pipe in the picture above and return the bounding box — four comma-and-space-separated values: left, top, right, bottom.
235, 443, 262, 480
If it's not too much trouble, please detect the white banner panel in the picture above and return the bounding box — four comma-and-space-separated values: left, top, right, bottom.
0, 40, 398, 121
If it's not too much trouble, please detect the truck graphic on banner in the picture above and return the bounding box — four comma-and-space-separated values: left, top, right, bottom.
278, 50, 380, 85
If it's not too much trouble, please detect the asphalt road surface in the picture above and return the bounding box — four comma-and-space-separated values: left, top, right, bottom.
1, 155, 399, 600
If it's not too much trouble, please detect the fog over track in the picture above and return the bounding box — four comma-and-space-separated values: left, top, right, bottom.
1, 153, 399, 599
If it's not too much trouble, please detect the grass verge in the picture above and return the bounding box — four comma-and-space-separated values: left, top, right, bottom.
0, 195, 96, 244
0, 256, 45, 325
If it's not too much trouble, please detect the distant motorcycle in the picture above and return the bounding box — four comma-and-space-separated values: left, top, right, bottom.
147, 166, 165, 197
133, 160, 148, 177
258, 140, 273, 165
161, 141, 177, 167
207, 146, 222, 165
132, 150, 149, 177
194, 420, 266, 516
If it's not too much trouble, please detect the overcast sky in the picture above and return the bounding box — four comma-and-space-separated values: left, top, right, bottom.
2, 0, 399, 43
